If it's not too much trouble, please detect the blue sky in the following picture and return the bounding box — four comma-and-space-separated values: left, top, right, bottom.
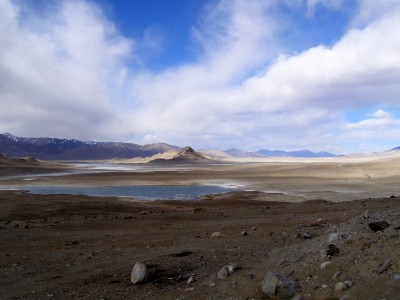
1, 0, 400, 153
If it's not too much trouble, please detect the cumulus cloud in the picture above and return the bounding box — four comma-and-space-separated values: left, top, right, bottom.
125, 0, 400, 151
340, 109, 400, 152
1, 0, 400, 153
0, 0, 132, 140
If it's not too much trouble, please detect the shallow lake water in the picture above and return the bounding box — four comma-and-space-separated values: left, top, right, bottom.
5, 185, 238, 200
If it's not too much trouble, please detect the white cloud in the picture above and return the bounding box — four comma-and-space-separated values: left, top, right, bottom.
0, 0, 132, 140
341, 109, 400, 152
1, 0, 400, 153
125, 0, 400, 151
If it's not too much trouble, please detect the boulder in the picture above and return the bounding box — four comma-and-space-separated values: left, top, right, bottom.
261, 270, 300, 299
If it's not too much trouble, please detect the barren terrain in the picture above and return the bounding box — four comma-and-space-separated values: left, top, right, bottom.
0, 154, 400, 299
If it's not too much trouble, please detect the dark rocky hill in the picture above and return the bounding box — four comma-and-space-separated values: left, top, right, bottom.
0, 133, 180, 160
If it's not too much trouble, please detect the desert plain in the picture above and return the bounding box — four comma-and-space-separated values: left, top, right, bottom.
0, 152, 400, 299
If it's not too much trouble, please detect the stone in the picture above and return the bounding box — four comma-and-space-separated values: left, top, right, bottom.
211, 232, 224, 238
217, 264, 236, 279
328, 233, 339, 242
368, 220, 389, 232
343, 280, 353, 288
332, 271, 342, 280
363, 210, 369, 219
131, 262, 148, 284
393, 224, 400, 230
377, 259, 392, 274
187, 276, 195, 284
320, 261, 331, 270
261, 270, 300, 299
320, 249, 327, 259
242, 231, 248, 236
302, 232, 312, 239
192, 207, 205, 214
335, 282, 348, 292
326, 244, 340, 256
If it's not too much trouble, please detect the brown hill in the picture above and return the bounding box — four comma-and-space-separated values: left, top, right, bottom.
149, 146, 213, 164
0, 154, 69, 175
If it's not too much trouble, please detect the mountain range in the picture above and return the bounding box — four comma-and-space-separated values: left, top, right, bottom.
0, 133, 339, 160
0, 133, 180, 160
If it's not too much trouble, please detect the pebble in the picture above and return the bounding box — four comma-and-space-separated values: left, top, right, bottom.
320, 261, 331, 270
377, 259, 392, 274
363, 210, 370, 219
131, 262, 148, 284
328, 233, 339, 243
261, 270, 300, 299
241, 231, 248, 236
332, 271, 342, 280
394, 224, 400, 230
217, 264, 236, 279
343, 280, 353, 288
335, 282, 348, 292
320, 249, 327, 259
211, 232, 224, 238
303, 232, 312, 239
187, 276, 195, 284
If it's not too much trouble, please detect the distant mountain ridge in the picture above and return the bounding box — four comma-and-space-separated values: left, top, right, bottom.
256, 149, 337, 158
0, 133, 338, 160
0, 133, 180, 160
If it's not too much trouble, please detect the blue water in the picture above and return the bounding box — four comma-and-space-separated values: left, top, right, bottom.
15, 185, 237, 200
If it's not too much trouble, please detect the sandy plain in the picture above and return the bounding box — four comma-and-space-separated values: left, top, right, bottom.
0, 153, 400, 299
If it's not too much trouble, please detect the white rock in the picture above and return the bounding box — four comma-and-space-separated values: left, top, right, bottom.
320, 249, 327, 259
187, 276, 195, 284
335, 282, 348, 292
131, 262, 148, 284
320, 261, 331, 270
328, 233, 339, 243
211, 232, 224, 238
217, 264, 236, 279
261, 270, 301, 299
343, 280, 353, 288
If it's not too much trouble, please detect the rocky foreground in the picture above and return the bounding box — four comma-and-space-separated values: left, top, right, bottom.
0, 191, 399, 299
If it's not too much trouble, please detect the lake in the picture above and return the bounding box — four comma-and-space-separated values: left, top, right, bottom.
8, 184, 238, 200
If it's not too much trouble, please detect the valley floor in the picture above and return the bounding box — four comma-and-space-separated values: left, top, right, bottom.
0, 156, 400, 299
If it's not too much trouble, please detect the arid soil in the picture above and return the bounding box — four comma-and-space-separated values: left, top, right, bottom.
0, 190, 399, 299
0, 155, 400, 299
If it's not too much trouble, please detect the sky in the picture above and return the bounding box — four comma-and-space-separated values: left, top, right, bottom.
1, 0, 400, 154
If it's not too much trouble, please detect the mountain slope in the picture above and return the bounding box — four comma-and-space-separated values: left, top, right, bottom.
256, 149, 336, 158
150, 146, 213, 164
225, 148, 264, 158
0, 133, 180, 160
